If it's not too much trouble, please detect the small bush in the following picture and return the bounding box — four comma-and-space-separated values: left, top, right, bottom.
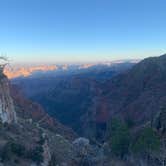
1, 141, 26, 162
49, 153, 58, 166
125, 118, 135, 128
107, 118, 130, 158
1, 142, 12, 161
27, 146, 44, 164
131, 127, 160, 154
10, 142, 26, 157
37, 136, 45, 145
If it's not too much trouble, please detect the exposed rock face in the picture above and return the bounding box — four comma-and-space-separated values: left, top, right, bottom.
72, 137, 105, 166
154, 107, 166, 134
41, 139, 51, 166
72, 137, 90, 156
0, 75, 17, 123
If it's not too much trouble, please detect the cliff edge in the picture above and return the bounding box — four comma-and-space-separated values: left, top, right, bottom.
0, 73, 17, 123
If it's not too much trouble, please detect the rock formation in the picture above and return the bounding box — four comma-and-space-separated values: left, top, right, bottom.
0, 74, 17, 123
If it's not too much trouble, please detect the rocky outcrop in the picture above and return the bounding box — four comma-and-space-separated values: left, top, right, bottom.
41, 138, 51, 166
154, 107, 166, 134
71, 137, 105, 166
0, 75, 17, 123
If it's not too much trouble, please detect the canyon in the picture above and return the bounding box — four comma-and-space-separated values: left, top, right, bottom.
0, 55, 165, 165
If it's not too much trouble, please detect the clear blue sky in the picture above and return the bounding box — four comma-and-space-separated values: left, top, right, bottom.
0, 0, 165, 63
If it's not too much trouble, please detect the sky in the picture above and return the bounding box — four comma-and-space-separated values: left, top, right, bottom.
0, 0, 166, 63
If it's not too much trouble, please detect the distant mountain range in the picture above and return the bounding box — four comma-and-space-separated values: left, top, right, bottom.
4, 65, 57, 79
4, 59, 139, 79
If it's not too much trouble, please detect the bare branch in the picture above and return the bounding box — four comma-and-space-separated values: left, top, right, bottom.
0, 55, 9, 74
0, 56, 8, 61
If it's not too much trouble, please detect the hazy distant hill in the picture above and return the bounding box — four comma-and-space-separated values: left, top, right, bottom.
5, 60, 138, 79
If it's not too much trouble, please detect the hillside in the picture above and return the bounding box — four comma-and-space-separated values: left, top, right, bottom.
100, 54, 166, 124
80, 54, 166, 140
